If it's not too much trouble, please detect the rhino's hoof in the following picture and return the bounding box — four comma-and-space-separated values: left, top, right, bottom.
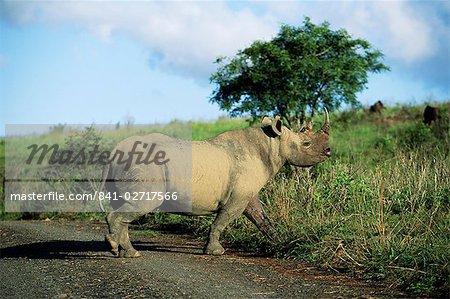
204, 244, 225, 256
119, 249, 142, 258
105, 234, 119, 256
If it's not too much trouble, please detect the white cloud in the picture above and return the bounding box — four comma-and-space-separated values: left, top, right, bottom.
1, 1, 277, 78
1, 1, 448, 80
349, 1, 434, 63
257, 1, 441, 64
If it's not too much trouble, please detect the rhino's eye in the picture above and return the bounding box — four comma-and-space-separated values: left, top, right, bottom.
302, 140, 312, 147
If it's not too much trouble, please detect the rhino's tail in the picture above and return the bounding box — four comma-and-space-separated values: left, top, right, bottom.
97, 163, 110, 212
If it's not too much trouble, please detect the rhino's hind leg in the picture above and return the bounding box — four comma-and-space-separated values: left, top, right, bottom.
105, 166, 166, 258
116, 221, 142, 258
105, 211, 144, 258
105, 212, 120, 256
105, 234, 119, 256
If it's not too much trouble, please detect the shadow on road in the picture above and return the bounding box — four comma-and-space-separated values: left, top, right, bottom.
0, 240, 110, 259
0, 240, 205, 259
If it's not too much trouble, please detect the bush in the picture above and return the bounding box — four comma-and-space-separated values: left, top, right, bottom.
395, 122, 434, 149
374, 134, 395, 154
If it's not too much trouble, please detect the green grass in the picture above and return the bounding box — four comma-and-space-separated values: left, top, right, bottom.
223, 103, 449, 295
1, 102, 449, 295
191, 117, 248, 140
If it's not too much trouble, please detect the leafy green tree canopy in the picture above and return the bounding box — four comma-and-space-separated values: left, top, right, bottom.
210, 17, 390, 128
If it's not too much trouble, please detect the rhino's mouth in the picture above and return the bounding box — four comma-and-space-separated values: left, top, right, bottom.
324, 148, 331, 157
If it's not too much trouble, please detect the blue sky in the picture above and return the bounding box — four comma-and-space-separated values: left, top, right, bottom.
1, 1, 449, 135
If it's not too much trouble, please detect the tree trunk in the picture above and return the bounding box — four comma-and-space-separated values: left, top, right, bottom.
311, 100, 317, 121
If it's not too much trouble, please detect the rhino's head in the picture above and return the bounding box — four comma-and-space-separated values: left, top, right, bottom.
262, 109, 331, 167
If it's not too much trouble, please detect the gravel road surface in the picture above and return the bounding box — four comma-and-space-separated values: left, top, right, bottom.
0, 220, 407, 299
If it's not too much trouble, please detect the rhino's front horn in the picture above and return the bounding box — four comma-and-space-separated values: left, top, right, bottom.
321, 107, 330, 134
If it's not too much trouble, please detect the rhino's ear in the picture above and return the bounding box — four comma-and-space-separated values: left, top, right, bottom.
261, 115, 283, 137
262, 116, 273, 127
272, 116, 283, 135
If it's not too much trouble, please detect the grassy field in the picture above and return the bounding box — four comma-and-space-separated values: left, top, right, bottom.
1, 103, 449, 295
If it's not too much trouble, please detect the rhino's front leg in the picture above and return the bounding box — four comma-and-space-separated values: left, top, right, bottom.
243, 194, 281, 243
204, 197, 249, 255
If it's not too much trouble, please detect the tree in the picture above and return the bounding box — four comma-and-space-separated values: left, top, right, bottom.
210, 17, 390, 128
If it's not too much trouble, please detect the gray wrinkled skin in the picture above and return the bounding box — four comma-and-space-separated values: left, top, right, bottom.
103, 112, 331, 257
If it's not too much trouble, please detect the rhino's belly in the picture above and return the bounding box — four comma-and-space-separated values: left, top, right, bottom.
188, 182, 224, 214
155, 179, 223, 215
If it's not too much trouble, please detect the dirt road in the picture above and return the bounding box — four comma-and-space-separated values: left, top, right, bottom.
0, 220, 406, 299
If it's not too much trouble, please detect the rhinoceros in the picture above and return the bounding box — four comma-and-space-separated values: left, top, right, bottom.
369, 100, 385, 114
102, 111, 331, 258
423, 105, 440, 125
